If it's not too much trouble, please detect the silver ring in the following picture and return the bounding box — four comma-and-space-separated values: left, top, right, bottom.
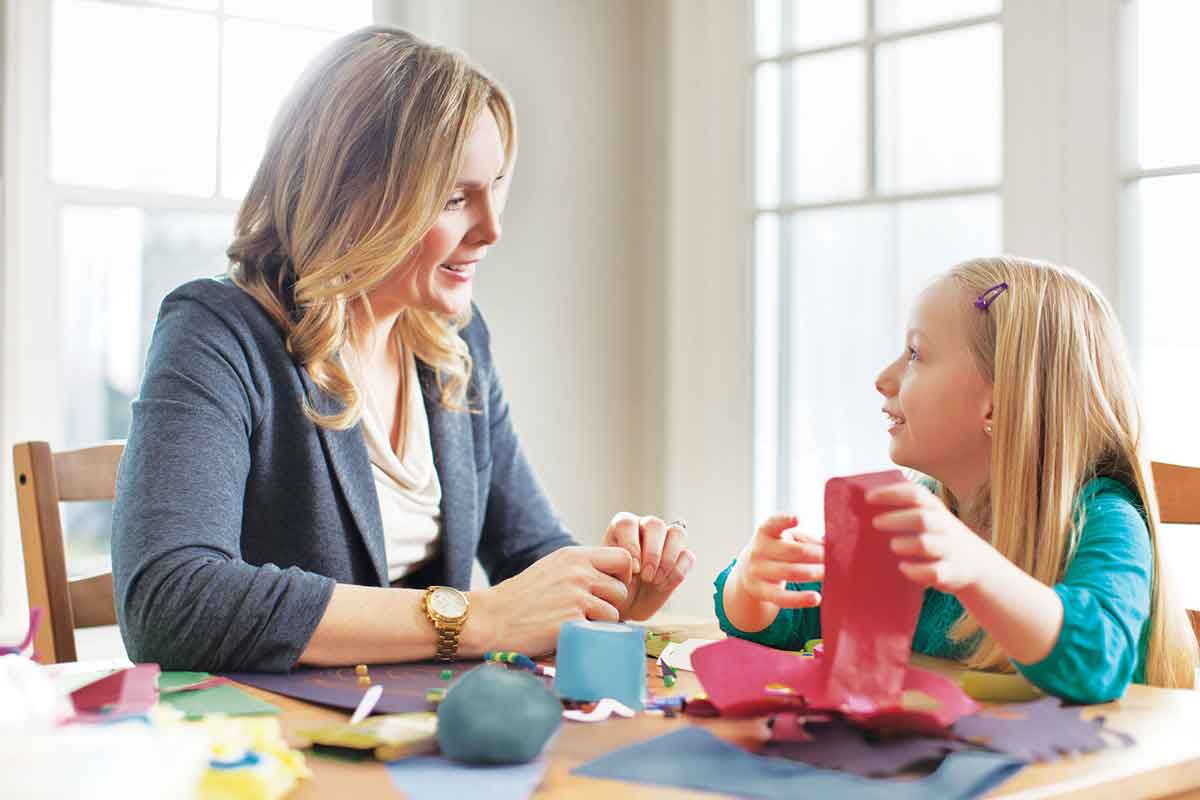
669, 519, 688, 530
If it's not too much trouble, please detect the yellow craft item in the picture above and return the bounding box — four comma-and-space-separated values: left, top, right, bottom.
298, 712, 439, 762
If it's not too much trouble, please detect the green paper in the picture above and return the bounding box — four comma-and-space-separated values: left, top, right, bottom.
158, 683, 279, 719
157, 671, 213, 692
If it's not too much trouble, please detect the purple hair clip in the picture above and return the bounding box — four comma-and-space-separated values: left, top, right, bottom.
974, 282, 1008, 311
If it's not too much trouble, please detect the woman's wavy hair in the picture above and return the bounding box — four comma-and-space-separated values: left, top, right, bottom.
227, 25, 516, 428
936, 256, 1197, 688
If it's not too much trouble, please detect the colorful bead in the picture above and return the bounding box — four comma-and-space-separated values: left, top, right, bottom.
357, 676, 371, 688
440, 669, 453, 681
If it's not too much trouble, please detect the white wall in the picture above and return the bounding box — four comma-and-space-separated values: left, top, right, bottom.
452, 0, 670, 546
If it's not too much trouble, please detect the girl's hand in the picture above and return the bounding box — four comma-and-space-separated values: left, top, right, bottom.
602, 512, 695, 620
734, 514, 825, 608
866, 482, 999, 593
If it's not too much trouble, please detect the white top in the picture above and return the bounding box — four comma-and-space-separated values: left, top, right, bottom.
343, 345, 442, 583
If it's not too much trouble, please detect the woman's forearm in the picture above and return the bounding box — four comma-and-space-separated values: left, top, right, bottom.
956, 551, 1064, 665
721, 553, 783, 633
298, 584, 498, 665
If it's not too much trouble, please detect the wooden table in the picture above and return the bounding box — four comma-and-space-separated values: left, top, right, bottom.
235, 624, 1200, 799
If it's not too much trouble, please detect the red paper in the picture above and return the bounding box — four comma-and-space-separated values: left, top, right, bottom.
821, 469, 921, 711
693, 471, 980, 732
70, 663, 160, 721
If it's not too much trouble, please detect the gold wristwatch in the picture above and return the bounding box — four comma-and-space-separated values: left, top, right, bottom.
421, 585, 470, 661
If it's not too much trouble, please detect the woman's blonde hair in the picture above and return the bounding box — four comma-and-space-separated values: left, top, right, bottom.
936, 256, 1197, 688
227, 25, 516, 428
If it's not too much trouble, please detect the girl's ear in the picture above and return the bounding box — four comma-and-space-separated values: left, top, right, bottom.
983, 396, 994, 437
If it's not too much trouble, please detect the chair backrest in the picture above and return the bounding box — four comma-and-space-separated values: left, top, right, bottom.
1150, 461, 1200, 649
12, 441, 124, 663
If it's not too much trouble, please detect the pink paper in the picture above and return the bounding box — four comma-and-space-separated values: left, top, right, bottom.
70, 663, 160, 721
692, 639, 978, 730
821, 470, 922, 711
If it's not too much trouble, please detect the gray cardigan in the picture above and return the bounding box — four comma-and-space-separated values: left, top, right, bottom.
112, 278, 576, 672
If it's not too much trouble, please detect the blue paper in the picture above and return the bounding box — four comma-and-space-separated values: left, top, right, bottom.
573, 727, 1023, 800
387, 756, 548, 799
554, 620, 645, 710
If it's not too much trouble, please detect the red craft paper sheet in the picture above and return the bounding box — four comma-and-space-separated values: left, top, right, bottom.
70, 663, 160, 721
820, 469, 921, 712
693, 470, 980, 732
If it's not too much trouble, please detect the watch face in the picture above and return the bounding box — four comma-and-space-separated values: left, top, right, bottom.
430, 588, 467, 619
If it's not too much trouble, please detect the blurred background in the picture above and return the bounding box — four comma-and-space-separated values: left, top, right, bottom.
2, 1, 1197, 647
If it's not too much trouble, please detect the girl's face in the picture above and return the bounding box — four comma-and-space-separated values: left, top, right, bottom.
369, 109, 509, 317
875, 278, 994, 495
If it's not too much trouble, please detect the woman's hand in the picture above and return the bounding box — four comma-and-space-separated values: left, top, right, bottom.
601, 513, 695, 621
867, 481, 1000, 593
466, 546, 635, 657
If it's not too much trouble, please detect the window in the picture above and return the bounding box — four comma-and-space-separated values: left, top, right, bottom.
40, 0, 373, 576
1124, 0, 1200, 466
752, 1, 1002, 520
1123, 0, 1200, 605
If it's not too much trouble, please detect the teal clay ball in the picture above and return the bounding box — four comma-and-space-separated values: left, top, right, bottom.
436, 664, 562, 764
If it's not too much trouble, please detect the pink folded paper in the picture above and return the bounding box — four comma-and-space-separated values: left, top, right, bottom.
70, 663, 161, 722
694, 470, 979, 732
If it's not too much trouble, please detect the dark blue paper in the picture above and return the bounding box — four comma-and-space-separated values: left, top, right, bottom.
573, 727, 1023, 800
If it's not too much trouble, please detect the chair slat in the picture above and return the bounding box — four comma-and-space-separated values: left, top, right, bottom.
53, 442, 124, 502
1152, 461, 1200, 525
69, 573, 118, 629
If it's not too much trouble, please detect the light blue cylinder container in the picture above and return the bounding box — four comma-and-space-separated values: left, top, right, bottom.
554, 621, 645, 710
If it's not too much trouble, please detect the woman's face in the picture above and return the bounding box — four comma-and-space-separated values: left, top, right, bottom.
874, 278, 993, 493
371, 108, 509, 317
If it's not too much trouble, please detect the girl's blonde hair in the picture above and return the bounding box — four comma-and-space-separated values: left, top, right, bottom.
227, 26, 516, 428
937, 256, 1197, 688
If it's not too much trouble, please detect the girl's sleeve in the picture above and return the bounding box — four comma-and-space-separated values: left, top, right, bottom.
712, 559, 822, 650
1011, 486, 1152, 703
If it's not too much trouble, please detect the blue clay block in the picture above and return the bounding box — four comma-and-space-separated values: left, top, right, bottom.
554, 621, 645, 710
436, 664, 562, 765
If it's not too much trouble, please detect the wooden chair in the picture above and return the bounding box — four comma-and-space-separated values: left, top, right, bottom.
12, 441, 124, 663
1150, 461, 1200, 647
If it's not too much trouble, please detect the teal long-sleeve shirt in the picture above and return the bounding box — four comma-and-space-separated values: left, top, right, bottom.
713, 478, 1152, 704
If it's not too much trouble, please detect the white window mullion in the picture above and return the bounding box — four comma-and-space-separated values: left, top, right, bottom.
775, 0, 794, 513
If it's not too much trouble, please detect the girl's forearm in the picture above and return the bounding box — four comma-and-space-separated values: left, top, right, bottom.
956, 551, 1064, 665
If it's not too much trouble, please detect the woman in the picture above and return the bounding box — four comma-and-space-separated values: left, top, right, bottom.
111, 26, 693, 672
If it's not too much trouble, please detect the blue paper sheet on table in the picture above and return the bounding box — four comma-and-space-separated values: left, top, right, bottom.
386, 756, 548, 799
573, 727, 1024, 800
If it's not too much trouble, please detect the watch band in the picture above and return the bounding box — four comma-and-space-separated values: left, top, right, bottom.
434, 624, 462, 662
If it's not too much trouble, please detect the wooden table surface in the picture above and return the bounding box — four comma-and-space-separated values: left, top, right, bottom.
235, 623, 1200, 799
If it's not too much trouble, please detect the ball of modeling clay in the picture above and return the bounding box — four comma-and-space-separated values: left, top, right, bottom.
436, 664, 562, 764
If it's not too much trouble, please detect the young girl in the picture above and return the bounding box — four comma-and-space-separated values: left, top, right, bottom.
716, 257, 1198, 703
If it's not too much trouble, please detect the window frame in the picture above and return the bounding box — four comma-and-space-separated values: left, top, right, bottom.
752, 2, 1005, 517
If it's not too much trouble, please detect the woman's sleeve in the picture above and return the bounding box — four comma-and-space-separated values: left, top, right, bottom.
112, 291, 335, 672
712, 559, 822, 649
1011, 489, 1152, 703
471, 313, 577, 584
